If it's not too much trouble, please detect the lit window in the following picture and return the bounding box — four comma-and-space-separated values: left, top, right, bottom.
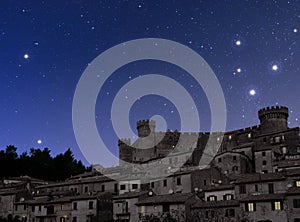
228, 135, 232, 140
296, 181, 300, 187
248, 133, 251, 138
246, 203, 255, 212
273, 201, 282, 211
282, 147, 287, 154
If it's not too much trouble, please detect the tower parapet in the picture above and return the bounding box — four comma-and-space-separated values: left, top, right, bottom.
258, 106, 289, 133
136, 119, 156, 137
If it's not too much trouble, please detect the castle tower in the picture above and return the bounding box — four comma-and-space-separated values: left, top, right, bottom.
136, 120, 156, 137
118, 139, 133, 165
258, 106, 289, 133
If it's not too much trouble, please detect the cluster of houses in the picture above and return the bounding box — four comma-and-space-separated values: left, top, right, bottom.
1, 106, 300, 222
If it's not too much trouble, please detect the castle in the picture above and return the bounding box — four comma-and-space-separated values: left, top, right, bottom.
1, 106, 300, 222
119, 106, 299, 175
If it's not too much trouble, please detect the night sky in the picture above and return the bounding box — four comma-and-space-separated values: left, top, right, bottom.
1, 0, 300, 167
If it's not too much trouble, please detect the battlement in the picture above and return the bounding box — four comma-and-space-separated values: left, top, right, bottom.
136, 119, 156, 137
136, 119, 156, 128
258, 106, 289, 133
258, 106, 289, 119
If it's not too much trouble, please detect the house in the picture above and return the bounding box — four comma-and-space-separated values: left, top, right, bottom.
190, 184, 239, 222
136, 193, 199, 222
113, 191, 149, 222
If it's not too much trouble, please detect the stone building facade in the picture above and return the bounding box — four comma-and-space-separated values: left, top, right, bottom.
1, 106, 300, 221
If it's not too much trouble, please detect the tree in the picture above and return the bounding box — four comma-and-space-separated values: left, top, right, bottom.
0, 146, 86, 181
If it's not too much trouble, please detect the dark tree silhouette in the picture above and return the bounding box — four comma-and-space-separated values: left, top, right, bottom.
0, 146, 87, 181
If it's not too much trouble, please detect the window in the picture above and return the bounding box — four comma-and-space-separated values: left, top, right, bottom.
89, 201, 94, 209
274, 136, 281, 144
204, 180, 207, 186
218, 158, 222, 163
225, 209, 235, 217
132, 184, 138, 189
61, 204, 64, 210
163, 204, 170, 212
32, 206, 35, 212
101, 184, 105, 192
248, 133, 251, 139
177, 177, 181, 185
73, 202, 77, 210
151, 182, 154, 188
262, 170, 268, 174
60, 218, 66, 222
84, 186, 88, 193
293, 199, 300, 208
263, 160, 267, 166
114, 183, 118, 193
272, 201, 282, 211
208, 195, 217, 201
24, 204, 27, 210
15, 205, 18, 211
39, 206, 41, 211
46, 206, 54, 215
223, 194, 234, 200
240, 185, 246, 194
262, 151, 266, 156
255, 184, 258, 192
282, 147, 287, 154
233, 156, 236, 161
123, 202, 128, 213
228, 135, 232, 140
232, 166, 238, 172
296, 181, 300, 187
72, 217, 77, 222
294, 218, 300, 222
120, 184, 126, 190
163, 179, 167, 187
268, 183, 274, 194
245, 202, 256, 212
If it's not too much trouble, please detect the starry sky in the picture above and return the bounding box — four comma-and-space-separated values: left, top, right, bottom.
1, 0, 300, 167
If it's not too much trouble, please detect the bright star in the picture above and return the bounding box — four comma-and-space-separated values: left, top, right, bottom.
294, 28, 298, 33
272, 64, 278, 71
37, 139, 42, 144
249, 89, 256, 96
237, 68, 242, 73
235, 40, 241, 46
24, 54, 29, 59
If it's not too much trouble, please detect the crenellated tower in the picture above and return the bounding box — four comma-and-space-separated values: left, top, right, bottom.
136, 120, 156, 137
118, 138, 133, 165
258, 106, 289, 133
